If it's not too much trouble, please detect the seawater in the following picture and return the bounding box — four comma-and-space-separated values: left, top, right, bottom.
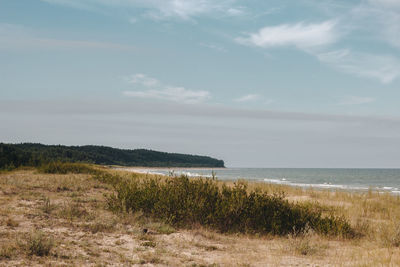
135, 168, 400, 194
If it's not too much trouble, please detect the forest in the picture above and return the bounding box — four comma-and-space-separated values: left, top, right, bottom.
0, 143, 225, 170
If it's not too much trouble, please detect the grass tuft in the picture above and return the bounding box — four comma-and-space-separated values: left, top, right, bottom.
293, 238, 318, 256
59, 201, 87, 221
40, 197, 56, 214
24, 231, 54, 257
85, 221, 115, 234
142, 241, 156, 247
5, 217, 19, 228
0, 243, 17, 259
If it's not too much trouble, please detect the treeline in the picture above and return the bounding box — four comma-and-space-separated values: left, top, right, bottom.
0, 143, 225, 170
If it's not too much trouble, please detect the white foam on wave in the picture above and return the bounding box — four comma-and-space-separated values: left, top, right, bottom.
382, 186, 398, 190
119, 168, 167, 176
263, 178, 369, 191
263, 178, 290, 185
122, 168, 215, 178
177, 171, 213, 178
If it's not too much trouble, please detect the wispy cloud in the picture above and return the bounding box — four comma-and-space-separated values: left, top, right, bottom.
226, 7, 246, 16
129, 18, 137, 24
368, 0, 400, 8
338, 96, 375, 106
236, 21, 339, 50
352, 1, 400, 50
127, 73, 160, 87
317, 49, 400, 84
0, 23, 136, 51
123, 74, 210, 104
199, 42, 227, 53
235, 15, 400, 84
234, 94, 275, 105
41, 0, 244, 21
234, 94, 260, 102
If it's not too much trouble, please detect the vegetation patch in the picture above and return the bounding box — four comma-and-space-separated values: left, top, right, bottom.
40, 197, 56, 214
58, 201, 88, 221
38, 161, 100, 175
84, 221, 115, 234
0, 243, 17, 259
24, 231, 54, 257
96, 173, 355, 237
142, 241, 157, 247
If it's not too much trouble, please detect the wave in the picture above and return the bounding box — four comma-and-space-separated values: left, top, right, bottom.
119, 168, 166, 176
175, 171, 213, 178
264, 178, 368, 191
263, 178, 400, 194
128, 169, 213, 178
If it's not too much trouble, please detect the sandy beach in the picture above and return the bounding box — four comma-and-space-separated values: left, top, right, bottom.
1, 166, 400, 266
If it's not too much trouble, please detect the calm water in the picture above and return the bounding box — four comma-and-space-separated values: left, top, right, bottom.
136, 168, 400, 194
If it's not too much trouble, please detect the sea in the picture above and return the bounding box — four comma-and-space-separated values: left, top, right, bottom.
131, 168, 400, 195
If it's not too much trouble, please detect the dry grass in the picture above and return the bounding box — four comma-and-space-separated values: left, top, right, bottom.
0, 168, 399, 266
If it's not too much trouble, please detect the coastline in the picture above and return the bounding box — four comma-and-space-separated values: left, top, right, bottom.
112, 166, 226, 171
111, 166, 400, 195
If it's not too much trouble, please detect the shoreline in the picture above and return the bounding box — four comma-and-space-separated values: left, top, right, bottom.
113, 166, 400, 195
112, 166, 226, 171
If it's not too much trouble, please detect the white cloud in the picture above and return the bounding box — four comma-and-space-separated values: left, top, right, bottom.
235, 17, 400, 83
123, 74, 210, 104
317, 49, 400, 84
234, 94, 260, 102
123, 87, 210, 104
227, 7, 245, 16
41, 0, 243, 21
127, 73, 160, 87
236, 21, 339, 50
338, 96, 375, 106
233, 2, 400, 84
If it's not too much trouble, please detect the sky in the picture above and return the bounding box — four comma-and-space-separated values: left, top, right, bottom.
1, 0, 400, 167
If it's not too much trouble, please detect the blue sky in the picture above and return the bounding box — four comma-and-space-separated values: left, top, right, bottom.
1, 0, 400, 167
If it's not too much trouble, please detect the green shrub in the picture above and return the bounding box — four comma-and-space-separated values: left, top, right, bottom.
95, 174, 355, 237
94, 172, 124, 186
38, 162, 100, 175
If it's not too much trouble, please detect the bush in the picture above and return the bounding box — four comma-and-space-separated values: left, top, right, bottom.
96, 174, 355, 237
38, 162, 100, 175
25, 231, 54, 256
